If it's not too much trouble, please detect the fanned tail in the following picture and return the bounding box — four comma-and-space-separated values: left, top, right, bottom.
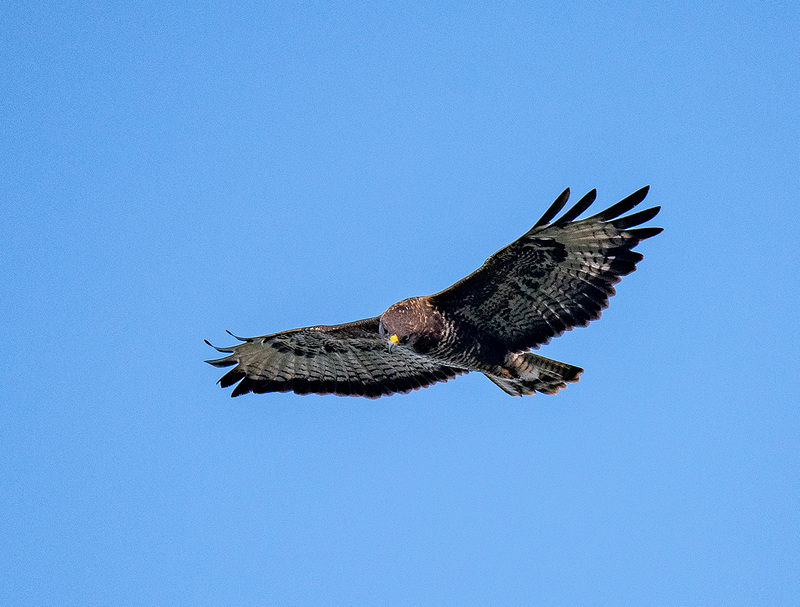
486, 353, 583, 396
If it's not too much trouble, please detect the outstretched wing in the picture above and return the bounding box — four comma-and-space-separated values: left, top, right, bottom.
205, 317, 463, 398
429, 187, 662, 352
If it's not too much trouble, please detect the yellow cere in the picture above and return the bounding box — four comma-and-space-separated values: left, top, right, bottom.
389, 334, 399, 344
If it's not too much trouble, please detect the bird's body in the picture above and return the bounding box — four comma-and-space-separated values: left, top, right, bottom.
377, 296, 580, 395
207, 187, 662, 398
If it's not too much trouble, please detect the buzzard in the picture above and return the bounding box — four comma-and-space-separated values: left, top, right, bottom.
206, 187, 661, 398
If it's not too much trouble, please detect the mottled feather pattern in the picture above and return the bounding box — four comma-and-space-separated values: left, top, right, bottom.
206, 319, 463, 398
430, 186, 660, 352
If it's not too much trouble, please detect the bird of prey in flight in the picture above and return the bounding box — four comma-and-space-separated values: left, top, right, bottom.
206, 187, 661, 398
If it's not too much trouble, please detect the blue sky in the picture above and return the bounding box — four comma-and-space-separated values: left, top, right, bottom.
2, 1, 798, 604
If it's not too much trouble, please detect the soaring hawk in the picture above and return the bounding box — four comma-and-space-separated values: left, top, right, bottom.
206, 187, 662, 398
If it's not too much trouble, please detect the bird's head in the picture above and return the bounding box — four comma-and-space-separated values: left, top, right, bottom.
379, 299, 420, 353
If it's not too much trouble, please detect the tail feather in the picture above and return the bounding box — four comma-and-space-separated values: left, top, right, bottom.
486, 353, 583, 396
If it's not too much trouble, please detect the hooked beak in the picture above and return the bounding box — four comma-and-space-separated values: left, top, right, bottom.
387, 334, 399, 353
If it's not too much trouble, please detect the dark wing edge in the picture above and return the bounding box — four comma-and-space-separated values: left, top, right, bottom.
430, 186, 662, 352
547, 185, 663, 244
205, 317, 463, 398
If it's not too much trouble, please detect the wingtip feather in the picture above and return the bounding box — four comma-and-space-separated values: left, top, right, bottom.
533, 187, 571, 228
628, 226, 664, 240
555, 189, 597, 224
610, 205, 661, 230
588, 186, 651, 222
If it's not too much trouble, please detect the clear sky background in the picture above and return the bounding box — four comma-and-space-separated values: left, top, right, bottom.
2, 2, 798, 605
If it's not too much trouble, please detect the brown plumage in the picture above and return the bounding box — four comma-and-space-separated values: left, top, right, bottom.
206, 186, 662, 398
